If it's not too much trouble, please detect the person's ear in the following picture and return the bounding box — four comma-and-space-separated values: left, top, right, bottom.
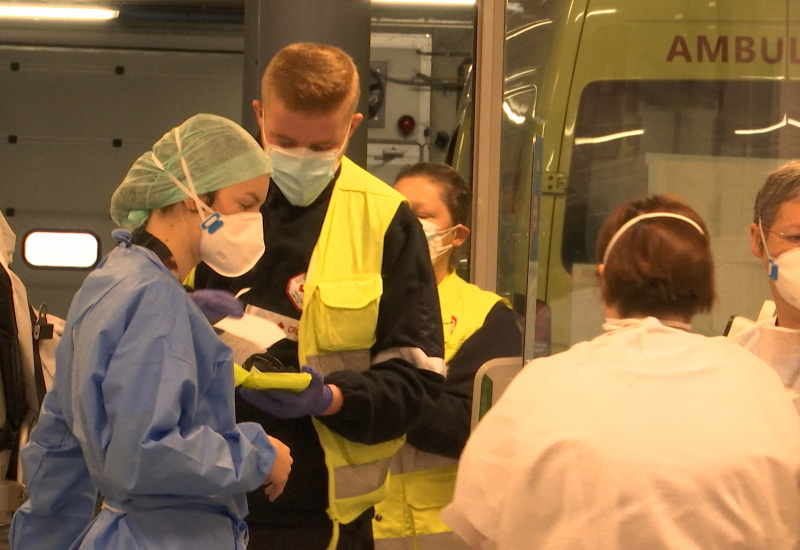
596, 264, 613, 314
348, 112, 364, 136
750, 222, 764, 259
252, 99, 263, 120
596, 264, 605, 278
451, 224, 470, 248
252, 100, 266, 136
182, 198, 196, 211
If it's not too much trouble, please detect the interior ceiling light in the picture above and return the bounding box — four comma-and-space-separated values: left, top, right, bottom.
735, 114, 800, 135
574, 129, 644, 145
372, 0, 475, 5
0, 4, 120, 20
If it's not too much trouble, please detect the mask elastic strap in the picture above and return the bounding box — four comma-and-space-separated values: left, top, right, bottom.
430, 244, 453, 261
758, 219, 779, 280
173, 128, 213, 219
259, 122, 268, 154
436, 225, 460, 239
420, 219, 460, 239
602, 212, 705, 266
150, 130, 222, 234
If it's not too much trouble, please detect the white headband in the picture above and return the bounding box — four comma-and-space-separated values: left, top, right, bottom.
601, 212, 706, 265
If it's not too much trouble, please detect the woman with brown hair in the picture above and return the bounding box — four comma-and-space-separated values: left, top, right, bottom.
443, 195, 800, 549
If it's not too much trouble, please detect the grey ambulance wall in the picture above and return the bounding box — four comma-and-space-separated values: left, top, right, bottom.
1, 45, 244, 317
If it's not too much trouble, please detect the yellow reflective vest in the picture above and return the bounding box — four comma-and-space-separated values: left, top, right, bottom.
373, 270, 505, 549
299, 157, 409, 549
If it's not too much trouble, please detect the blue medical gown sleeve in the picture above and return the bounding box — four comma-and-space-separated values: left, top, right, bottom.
12, 267, 275, 550
10, 384, 98, 550
85, 280, 275, 497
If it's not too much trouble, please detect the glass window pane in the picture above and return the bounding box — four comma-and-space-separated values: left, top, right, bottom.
563, 79, 800, 341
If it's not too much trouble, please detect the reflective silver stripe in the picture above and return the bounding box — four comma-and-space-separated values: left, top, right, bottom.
306, 350, 371, 375
334, 456, 391, 500
372, 347, 446, 376
374, 537, 412, 550
418, 530, 471, 550
306, 348, 445, 376
392, 445, 456, 475
375, 531, 469, 550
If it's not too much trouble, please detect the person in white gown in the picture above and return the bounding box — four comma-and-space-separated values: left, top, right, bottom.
443, 195, 800, 550
733, 161, 800, 413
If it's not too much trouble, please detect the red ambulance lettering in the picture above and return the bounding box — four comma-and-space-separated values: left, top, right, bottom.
667, 35, 800, 64
761, 36, 783, 63
666, 35, 691, 61
698, 35, 727, 62
735, 36, 755, 62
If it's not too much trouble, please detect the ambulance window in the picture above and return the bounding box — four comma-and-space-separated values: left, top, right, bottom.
23, 230, 100, 269
563, 79, 800, 267
561, 79, 800, 335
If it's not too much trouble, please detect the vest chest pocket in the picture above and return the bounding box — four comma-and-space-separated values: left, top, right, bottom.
310, 275, 383, 352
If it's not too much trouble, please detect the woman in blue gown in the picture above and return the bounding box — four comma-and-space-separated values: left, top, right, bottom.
10, 114, 292, 550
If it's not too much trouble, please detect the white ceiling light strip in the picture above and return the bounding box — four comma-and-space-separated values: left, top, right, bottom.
0, 5, 119, 20
372, 0, 474, 5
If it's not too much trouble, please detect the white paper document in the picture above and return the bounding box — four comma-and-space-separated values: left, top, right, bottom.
214, 314, 287, 365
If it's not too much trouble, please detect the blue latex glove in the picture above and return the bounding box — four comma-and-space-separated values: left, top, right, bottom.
188, 289, 244, 324
239, 365, 334, 419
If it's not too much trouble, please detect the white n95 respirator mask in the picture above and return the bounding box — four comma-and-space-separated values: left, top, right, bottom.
197, 209, 265, 278
760, 220, 800, 310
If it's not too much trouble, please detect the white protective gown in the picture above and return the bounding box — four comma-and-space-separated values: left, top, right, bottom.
443, 317, 800, 550
732, 317, 800, 414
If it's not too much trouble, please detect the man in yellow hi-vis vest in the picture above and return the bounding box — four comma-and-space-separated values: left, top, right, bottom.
194, 43, 446, 550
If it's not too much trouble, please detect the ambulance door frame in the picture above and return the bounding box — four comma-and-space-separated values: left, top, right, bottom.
470, 0, 505, 294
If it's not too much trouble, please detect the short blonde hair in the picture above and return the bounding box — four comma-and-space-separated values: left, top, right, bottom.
261, 42, 360, 117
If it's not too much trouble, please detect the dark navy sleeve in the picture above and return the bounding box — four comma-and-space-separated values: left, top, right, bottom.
318, 203, 446, 444
407, 303, 523, 458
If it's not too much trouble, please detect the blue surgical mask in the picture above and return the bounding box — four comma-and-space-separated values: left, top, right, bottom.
266, 142, 346, 207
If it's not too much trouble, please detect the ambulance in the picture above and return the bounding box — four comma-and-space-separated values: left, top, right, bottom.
453, 0, 800, 356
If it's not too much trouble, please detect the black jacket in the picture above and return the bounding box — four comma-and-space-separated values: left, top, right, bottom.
195, 171, 445, 527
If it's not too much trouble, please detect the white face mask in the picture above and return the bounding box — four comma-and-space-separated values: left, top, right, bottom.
760, 220, 800, 310
195, 209, 265, 278
151, 128, 266, 278
419, 218, 457, 262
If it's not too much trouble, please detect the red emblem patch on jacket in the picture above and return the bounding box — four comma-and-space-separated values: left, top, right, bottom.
286, 273, 306, 312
